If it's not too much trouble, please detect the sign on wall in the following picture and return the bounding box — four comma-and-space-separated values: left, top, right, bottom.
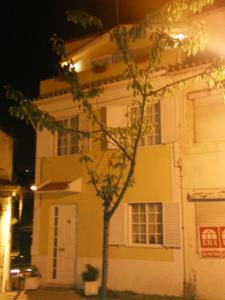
199, 226, 225, 258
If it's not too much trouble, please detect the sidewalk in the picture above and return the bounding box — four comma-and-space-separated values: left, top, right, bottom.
2, 287, 85, 300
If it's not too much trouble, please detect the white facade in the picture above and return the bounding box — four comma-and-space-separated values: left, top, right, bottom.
180, 87, 225, 300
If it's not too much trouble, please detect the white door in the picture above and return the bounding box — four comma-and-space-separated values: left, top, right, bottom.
49, 205, 76, 284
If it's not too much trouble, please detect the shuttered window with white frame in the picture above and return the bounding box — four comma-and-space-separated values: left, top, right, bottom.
109, 202, 181, 248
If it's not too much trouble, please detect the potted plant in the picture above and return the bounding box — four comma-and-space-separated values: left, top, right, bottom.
24, 265, 41, 290
81, 264, 99, 296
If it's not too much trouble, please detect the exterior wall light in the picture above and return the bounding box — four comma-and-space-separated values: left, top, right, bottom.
30, 185, 37, 191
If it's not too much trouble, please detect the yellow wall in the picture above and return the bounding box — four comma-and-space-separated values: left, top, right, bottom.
37, 144, 173, 262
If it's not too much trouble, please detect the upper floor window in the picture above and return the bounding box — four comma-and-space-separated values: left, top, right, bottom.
131, 103, 161, 147
57, 116, 79, 156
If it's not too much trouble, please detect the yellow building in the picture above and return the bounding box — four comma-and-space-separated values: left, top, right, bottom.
0, 129, 21, 291
32, 6, 225, 300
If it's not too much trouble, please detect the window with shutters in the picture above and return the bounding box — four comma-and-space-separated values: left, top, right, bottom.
131, 104, 161, 147
109, 202, 180, 248
57, 116, 79, 156
130, 203, 163, 245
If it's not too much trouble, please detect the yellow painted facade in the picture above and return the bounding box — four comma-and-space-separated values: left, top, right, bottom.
33, 24, 185, 296
36, 145, 173, 260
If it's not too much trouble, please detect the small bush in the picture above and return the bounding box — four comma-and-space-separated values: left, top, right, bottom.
81, 264, 99, 282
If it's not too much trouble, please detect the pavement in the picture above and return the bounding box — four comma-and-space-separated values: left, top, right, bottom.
1, 287, 86, 300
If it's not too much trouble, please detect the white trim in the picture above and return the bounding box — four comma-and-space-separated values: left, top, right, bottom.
48, 204, 77, 284
128, 202, 163, 247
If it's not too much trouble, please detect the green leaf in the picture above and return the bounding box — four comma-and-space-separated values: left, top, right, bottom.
66, 10, 102, 29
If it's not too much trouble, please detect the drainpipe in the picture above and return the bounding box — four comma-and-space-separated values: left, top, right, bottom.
178, 162, 188, 296
172, 142, 187, 296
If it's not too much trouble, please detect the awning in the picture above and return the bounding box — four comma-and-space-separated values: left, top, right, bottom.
36, 178, 82, 194
187, 189, 225, 202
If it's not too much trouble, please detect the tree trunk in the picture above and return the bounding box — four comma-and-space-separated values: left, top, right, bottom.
100, 211, 109, 300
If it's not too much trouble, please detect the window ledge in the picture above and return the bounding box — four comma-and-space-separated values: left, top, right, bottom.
126, 243, 163, 249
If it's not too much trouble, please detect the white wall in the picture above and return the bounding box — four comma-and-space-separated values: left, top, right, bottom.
182, 90, 225, 300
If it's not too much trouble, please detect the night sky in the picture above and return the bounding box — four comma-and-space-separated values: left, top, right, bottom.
1, 0, 224, 177
0, 0, 167, 178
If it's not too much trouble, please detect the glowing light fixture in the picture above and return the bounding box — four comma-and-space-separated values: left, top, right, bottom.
25, 268, 32, 272
61, 61, 81, 72
30, 185, 37, 191
171, 33, 186, 40
10, 269, 20, 274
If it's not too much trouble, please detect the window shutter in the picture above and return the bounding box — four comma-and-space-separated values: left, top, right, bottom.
106, 105, 128, 149
109, 204, 127, 245
160, 97, 177, 144
79, 112, 90, 152
36, 129, 54, 157
163, 202, 181, 248
106, 105, 128, 128
100, 106, 128, 150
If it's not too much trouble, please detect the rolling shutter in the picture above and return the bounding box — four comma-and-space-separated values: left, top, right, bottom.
109, 204, 127, 245
163, 202, 181, 248
195, 202, 225, 226
160, 97, 177, 144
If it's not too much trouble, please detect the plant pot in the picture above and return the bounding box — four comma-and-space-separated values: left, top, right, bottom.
24, 277, 40, 290
84, 281, 98, 296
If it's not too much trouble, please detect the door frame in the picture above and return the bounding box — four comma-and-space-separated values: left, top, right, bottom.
47, 204, 77, 285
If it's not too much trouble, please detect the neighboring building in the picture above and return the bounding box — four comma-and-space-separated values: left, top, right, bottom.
32, 7, 225, 300
0, 129, 21, 291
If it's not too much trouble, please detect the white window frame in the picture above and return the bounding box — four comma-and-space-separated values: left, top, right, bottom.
130, 103, 161, 147
127, 202, 181, 248
109, 202, 180, 248
128, 202, 163, 247
57, 116, 79, 156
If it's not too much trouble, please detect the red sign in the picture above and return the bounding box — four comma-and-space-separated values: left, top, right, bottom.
200, 227, 219, 248
220, 227, 225, 248
199, 226, 225, 258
